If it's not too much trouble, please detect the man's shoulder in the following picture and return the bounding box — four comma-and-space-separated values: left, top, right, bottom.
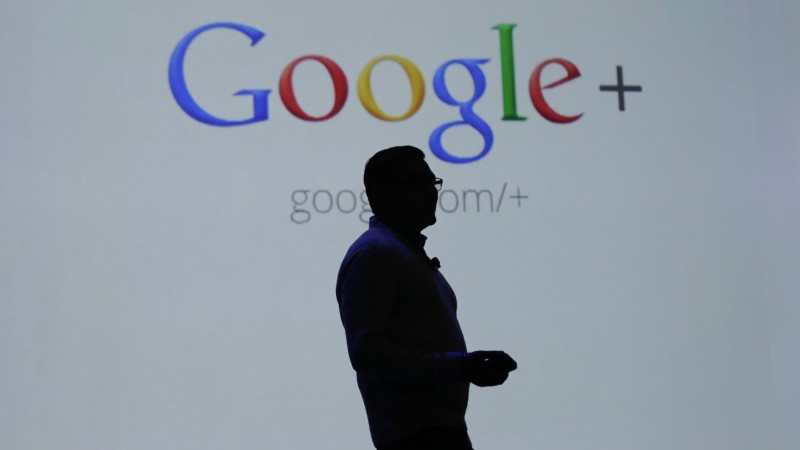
336, 227, 406, 292
346, 226, 404, 259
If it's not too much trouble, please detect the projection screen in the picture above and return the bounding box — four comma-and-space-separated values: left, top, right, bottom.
2, 0, 798, 448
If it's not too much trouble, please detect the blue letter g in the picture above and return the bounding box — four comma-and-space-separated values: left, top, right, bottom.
168, 22, 270, 126
429, 58, 494, 163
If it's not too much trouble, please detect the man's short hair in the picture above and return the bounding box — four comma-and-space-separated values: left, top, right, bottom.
364, 145, 426, 214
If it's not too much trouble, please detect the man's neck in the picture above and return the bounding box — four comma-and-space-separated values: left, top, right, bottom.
376, 214, 424, 235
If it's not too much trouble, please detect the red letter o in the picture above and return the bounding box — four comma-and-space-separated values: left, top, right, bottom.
279, 55, 348, 121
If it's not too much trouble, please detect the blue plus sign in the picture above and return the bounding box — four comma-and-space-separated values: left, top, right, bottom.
599, 65, 642, 111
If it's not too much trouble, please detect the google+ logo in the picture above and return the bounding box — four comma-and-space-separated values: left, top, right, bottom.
169, 23, 641, 164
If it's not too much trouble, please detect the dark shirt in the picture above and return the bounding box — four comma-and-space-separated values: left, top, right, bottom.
336, 216, 469, 447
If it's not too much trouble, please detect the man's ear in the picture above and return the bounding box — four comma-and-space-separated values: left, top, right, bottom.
367, 185, 386, 214
372, 184, 400, 217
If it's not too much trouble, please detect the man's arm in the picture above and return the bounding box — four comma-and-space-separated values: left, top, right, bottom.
338, 244, 516, 386
338, 245, 463, 383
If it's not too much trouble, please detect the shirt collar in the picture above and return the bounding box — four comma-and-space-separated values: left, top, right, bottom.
369, 215, 427, 248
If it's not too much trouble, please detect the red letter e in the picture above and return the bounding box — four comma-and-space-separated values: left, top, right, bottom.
529, 58, 583, 123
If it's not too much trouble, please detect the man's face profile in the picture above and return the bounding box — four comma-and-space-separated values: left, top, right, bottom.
381, 158, 439, 232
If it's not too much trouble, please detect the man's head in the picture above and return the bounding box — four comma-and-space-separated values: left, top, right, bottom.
364, 145, 440, 233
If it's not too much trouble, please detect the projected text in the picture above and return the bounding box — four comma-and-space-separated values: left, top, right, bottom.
290, 182, 529, 224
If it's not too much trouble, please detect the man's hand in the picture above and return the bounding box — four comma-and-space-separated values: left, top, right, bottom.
463, 351, 518, 387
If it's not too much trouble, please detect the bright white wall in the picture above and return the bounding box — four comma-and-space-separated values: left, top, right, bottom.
1, 1, 798, 449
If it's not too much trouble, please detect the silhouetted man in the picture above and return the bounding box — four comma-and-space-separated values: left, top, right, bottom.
336, 146, 517, 450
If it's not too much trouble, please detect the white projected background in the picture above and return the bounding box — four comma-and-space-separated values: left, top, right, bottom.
2, 1, 799, 449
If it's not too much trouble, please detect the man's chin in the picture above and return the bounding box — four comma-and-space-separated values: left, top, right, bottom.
426, 214, 437, 227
